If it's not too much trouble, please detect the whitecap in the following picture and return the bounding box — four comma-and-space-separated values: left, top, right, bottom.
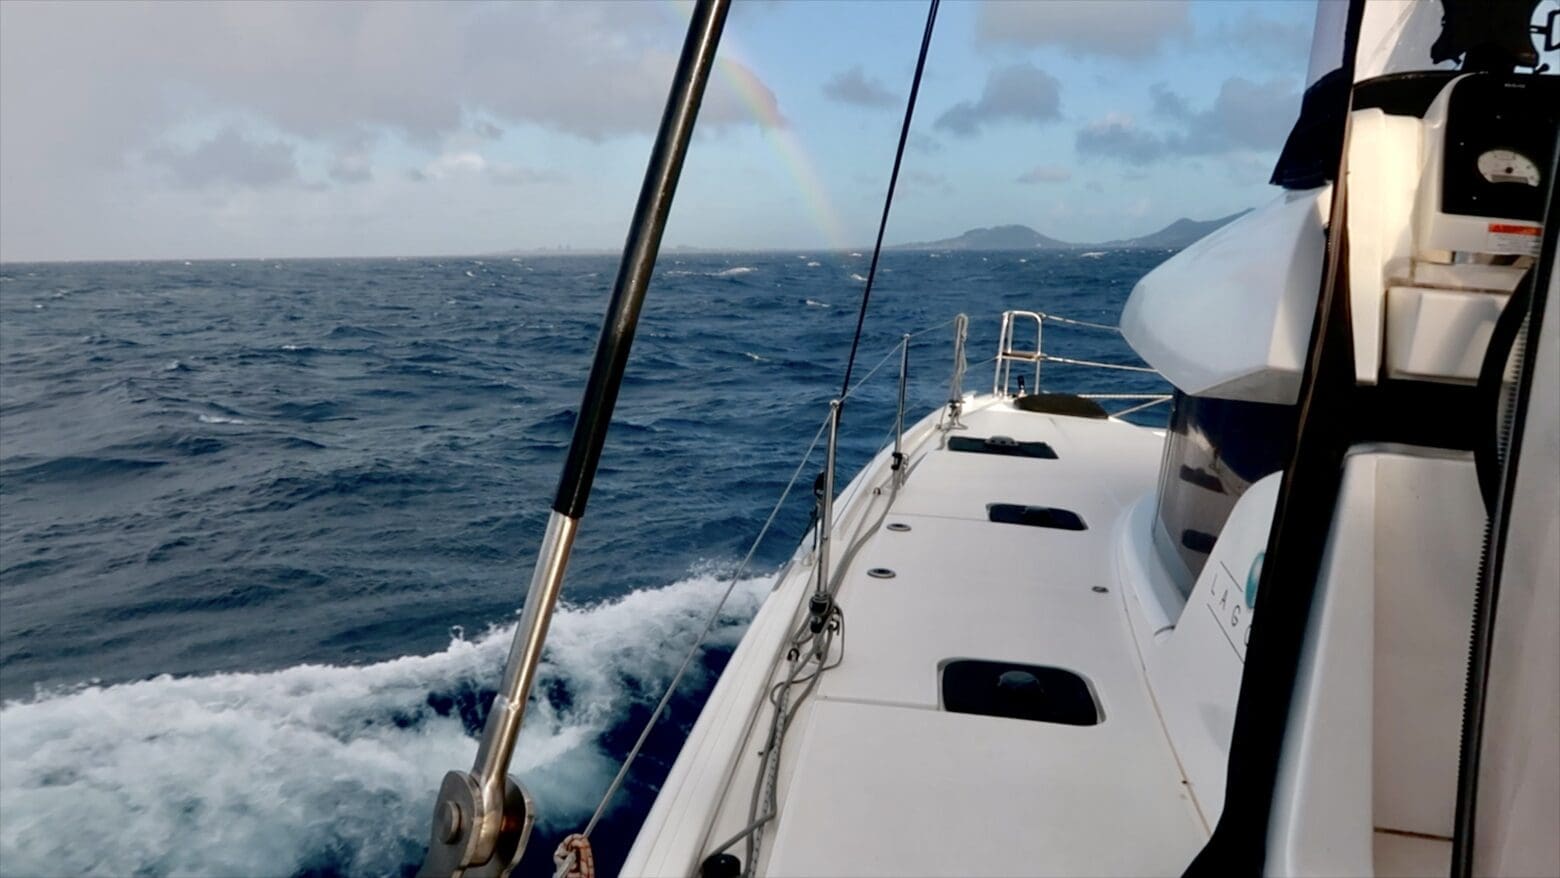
806, 261, 821, 268
805, 299, 831, 308
849, 252, 863, 258
464, 270, 476, 278
1079, 251, 1106, 259
743, 351, 766, 361
197, 414, 246, 425
713, 266, 755, 277
0, 572, 770, 877
849, 273, 868, 283
281, 344, 301, 352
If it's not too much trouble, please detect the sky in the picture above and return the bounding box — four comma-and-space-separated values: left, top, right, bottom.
0, 0, 1328, 262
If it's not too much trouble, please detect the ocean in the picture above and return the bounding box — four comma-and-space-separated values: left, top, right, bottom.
0, 250, 1172, 877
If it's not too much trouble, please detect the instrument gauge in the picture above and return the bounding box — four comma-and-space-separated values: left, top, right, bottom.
1477, 149, 1541, 186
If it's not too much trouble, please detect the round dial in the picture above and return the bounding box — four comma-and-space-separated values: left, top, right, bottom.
1477, 149, 1541, 186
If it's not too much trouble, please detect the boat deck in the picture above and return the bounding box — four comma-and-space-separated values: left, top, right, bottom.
626, 397, 1209, 876
765, 400, 1201, 876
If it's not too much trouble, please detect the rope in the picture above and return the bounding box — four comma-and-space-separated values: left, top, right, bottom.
1038, 353, 1158, 373
840, 315, 962, 404
837, 0, 942, 404
1077, 393, 1173, 400
552, 407, 836, 877
1037, 312, 1121, 332
948, 314, 968, 403
553, 835, 595, 878
1106, 396, 1174, 418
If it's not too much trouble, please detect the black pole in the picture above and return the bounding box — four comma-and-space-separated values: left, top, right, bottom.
839, 0, 941, 404
1183, 1, 1366, 874
416, 4, 730, 875
554, 0, 731, 519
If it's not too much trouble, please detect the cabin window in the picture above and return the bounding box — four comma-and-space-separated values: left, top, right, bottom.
1152, 391, 1297, 599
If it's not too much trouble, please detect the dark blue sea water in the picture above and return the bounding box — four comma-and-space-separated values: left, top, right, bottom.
0, 250, 1170, 877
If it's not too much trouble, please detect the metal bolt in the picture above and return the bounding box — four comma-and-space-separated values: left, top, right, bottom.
436, 802, 463, 843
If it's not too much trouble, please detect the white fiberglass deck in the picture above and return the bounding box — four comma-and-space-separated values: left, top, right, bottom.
626, 396, 1210, 877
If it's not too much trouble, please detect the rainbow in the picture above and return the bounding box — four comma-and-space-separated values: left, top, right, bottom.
659, 1, 853, 251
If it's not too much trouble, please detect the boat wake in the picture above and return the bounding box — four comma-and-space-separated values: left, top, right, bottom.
0, 571, 770, 877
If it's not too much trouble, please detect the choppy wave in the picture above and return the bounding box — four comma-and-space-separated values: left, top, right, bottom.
0, 572, 770, 877
849, 273, 868, 283
712, 266, 755, 277
804, 299, 830, 309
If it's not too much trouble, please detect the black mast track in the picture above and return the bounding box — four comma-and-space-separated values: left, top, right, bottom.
838, 0, 940, 408
1183, 0, 1366, 874
552, 0, 732, 520
1450, 135, 1559, 878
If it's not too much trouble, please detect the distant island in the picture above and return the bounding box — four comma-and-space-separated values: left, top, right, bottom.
893, 210, 1251, 252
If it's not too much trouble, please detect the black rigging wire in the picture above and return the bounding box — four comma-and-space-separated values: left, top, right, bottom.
837, 0, 941, 406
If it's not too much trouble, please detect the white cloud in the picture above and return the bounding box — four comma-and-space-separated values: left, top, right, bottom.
822, 66, 897, 109
1017, 165, 1072, 184
0, 1, 778, 259
1077, 77, 1301, 166
145, 128, 300, 189
422, 152, 558, 186
976, 0, 1192, 58
935, 64, 1061, 136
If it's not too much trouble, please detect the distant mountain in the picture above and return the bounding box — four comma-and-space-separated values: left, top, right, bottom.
893, 224, 1073, 251
1095, 210, 1252, 249
894, 210, 1250, 252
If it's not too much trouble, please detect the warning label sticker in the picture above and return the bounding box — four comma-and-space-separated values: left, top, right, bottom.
1488, 223, 1542, 256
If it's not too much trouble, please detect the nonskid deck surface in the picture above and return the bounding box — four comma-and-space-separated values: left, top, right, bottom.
757, 400, 1204, 876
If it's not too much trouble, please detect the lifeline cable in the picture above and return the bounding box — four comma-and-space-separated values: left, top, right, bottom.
837, 0, 942, 407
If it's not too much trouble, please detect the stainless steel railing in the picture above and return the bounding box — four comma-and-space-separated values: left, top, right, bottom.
992, 309, 1170, 415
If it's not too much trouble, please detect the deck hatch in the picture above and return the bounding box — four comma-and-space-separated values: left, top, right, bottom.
987, 503, 1087, 531
940, 659, 1100, 725
947, 435, 1058, 459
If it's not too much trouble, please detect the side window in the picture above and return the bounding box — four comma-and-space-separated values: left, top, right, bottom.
1152, 391, 1297, 599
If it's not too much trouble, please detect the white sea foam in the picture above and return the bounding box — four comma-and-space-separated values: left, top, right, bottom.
713, 266, 755, 277
281, 344, 301, 351
743, 351, 766, 361
197, 414, 247, 425
849, 273, 868, 283
464, 270, 477, 278
804, 299, 831, 308
0, 572, 769, 877
805, 261, 821, 268
1079, 251, 1107, 259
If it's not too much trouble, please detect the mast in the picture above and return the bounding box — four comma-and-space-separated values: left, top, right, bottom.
416, 2, 731, 874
